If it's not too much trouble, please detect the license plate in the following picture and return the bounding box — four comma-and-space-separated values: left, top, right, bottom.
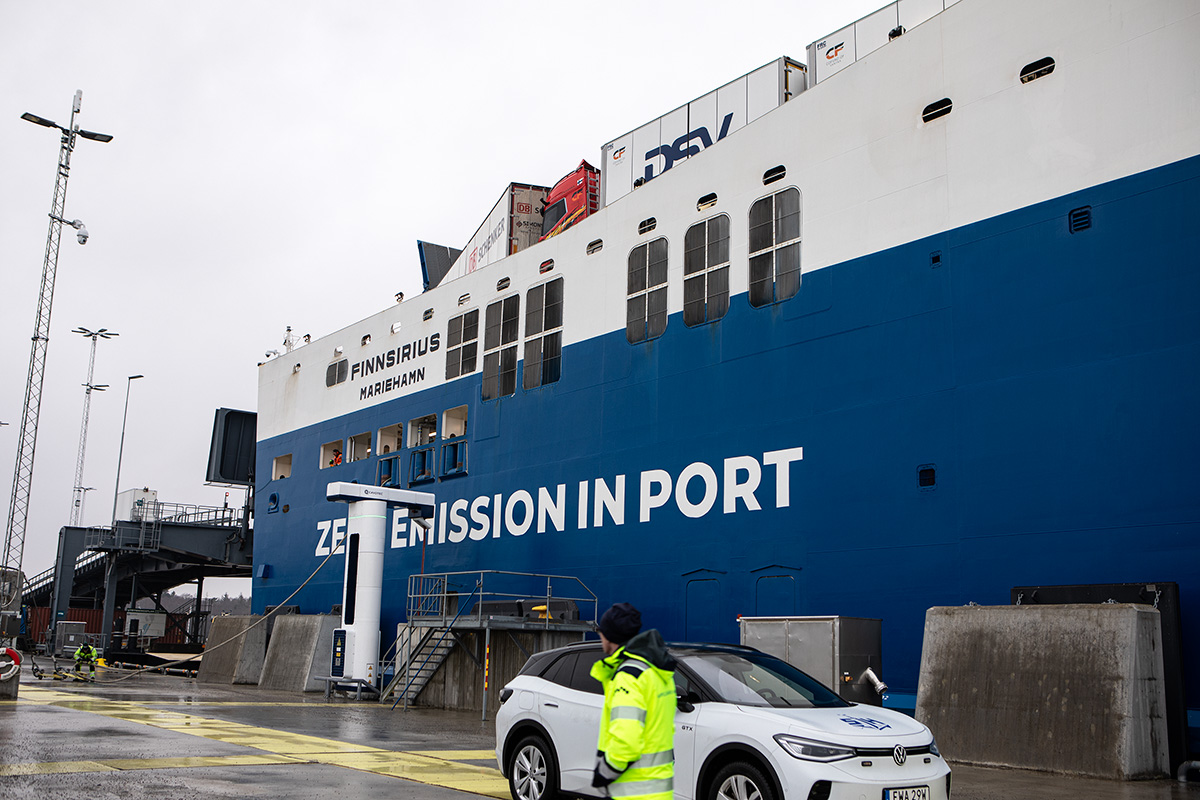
884, 788, 929, 800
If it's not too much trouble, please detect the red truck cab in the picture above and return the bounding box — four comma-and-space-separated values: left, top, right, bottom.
539, 160, 600, 241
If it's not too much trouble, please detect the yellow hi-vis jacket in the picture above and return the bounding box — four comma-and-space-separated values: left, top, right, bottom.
590, 630, 676, 800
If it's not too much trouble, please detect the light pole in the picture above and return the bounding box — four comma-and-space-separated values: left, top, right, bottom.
74, 487, 96, 523
2, 91, 112, 606
70, 327, 117, 526
110, 375, 144, 527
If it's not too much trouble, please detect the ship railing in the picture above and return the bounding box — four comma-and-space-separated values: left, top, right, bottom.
405, 570, 599, 631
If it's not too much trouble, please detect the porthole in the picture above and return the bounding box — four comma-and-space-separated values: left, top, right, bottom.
638, 217, 657, 235
587, 239, 604, 255
422, 308, 434, 321
922, 98, 953, 123
497, 277, 511, 291
697, 193, 718, 211
1020, 57, 1055, 84
918, 464, 936, 490
458, 293, 471, 306
763, 165, 787, 185
539, 259, 555, 274
360, 334, 371, 347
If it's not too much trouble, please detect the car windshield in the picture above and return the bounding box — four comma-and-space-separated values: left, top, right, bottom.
677, 650, 850, 709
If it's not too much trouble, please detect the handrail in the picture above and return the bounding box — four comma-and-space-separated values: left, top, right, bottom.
392, 579, 482, 710
406, 569, 599, 630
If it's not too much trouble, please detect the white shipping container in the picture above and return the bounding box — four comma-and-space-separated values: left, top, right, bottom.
447, 183, 549, 284
807, 0, 955, 85
600, 57, 806, 207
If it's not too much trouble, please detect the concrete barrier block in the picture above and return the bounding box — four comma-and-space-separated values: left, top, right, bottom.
197, 616, 266, 685
915, 604, 1168, 779
259, 614, 340, 692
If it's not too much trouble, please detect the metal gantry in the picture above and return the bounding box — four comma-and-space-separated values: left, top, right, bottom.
1, 91, 112, 610
69, 327, 117, 526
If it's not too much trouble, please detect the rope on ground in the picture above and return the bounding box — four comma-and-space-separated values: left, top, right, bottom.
90, 543, 342, 683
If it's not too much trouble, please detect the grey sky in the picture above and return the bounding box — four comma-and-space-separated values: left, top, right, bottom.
1, 0, 884, 594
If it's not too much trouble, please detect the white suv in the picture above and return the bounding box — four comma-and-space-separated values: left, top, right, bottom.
495, 641, 950, 800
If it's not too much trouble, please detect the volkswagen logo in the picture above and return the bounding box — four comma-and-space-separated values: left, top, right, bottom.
893, 745, 907, 766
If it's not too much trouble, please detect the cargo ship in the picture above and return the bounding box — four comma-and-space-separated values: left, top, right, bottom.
252, 0, 1200, 720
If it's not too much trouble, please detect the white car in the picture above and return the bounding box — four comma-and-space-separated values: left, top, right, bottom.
495, 641, 950, 800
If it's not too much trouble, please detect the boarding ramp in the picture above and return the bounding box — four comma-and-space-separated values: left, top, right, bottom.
382, 571, 597, 716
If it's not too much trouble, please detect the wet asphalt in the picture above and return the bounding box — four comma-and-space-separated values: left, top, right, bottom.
2, 666, 1198, 800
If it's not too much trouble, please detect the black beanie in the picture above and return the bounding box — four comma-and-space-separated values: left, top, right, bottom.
598, 602, 642, 644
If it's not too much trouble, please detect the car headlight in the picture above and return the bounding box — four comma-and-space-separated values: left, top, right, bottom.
773, 734, 856, 762
929, 737, 940, 757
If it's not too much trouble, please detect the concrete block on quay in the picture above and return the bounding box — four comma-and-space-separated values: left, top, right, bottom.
197, 615, 266, 685
915, 603, 1169, 779
259, 614, 339, 692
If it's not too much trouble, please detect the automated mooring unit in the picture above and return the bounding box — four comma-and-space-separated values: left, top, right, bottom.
326, 482, 434, 687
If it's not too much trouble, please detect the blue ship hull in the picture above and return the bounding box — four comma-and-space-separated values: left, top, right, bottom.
254, 154, 1200, 707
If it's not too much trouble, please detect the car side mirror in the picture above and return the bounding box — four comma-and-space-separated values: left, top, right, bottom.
677, 692, 697, 713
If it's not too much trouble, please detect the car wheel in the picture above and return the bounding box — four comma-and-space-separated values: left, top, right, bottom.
508, 734, 559, 800
709, 760, 776, 800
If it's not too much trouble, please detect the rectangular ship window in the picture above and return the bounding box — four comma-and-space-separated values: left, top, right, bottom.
377, 423, 402, 455
407, 414, 437, 447
524, 277, 564, 390
748, 187, 802, 307
272, 454, 292, 480
627, 238, 668, 344
320, 440, 343, 469
482, 294, 520, 400
441, 405, 469, 476
683, 214, 730, 326
445, 308, 480, 380
348, 432, 371, 462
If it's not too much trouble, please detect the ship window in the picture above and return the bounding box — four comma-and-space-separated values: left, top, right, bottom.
748, 187, 802, 307
763, 165, 786, 185
497, 277, 511, 292
360, 334, 371, 347
407, 414, 437, 448
1020, 57, 1055, 84
325, 359, 348, 387
587, 239, 604, 255
684, 215, 730, 327
348, 432, 371, 462
445, 308, 480, 380
377, 424, 402, 455
320, 440, 344, 469
272, 454, 292, 480
922, 98, 953, 123
540, 259, 555, 274
458, 293, 471, 306
627, 237, 669, 344
638, 217, 657, 235
483, 294, 520, 400
524, 278, 564, 390
441, 405, 469, 476
918, 464, 936, 490
697, 193, 718, 211
442, 405, 468, 438
423, 308, 434, 321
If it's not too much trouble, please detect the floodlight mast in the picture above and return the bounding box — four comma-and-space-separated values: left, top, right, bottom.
69, 327, 117, 526
1, 91, 112, 615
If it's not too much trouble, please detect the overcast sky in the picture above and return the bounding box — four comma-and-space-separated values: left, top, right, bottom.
1, 0, 885, 595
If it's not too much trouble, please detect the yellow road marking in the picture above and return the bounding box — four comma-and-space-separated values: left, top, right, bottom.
0, 761, 117, 776
14, 685, 510, 797
408, 749, 499, 760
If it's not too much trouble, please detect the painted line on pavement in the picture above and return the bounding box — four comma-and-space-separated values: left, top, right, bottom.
14, 686, 510, 797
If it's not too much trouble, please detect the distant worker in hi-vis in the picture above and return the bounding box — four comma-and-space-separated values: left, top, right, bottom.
74, 641, 98, 679
590, 603, 676, 800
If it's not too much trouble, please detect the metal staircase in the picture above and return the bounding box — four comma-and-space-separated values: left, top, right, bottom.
381, 623, 457, 708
